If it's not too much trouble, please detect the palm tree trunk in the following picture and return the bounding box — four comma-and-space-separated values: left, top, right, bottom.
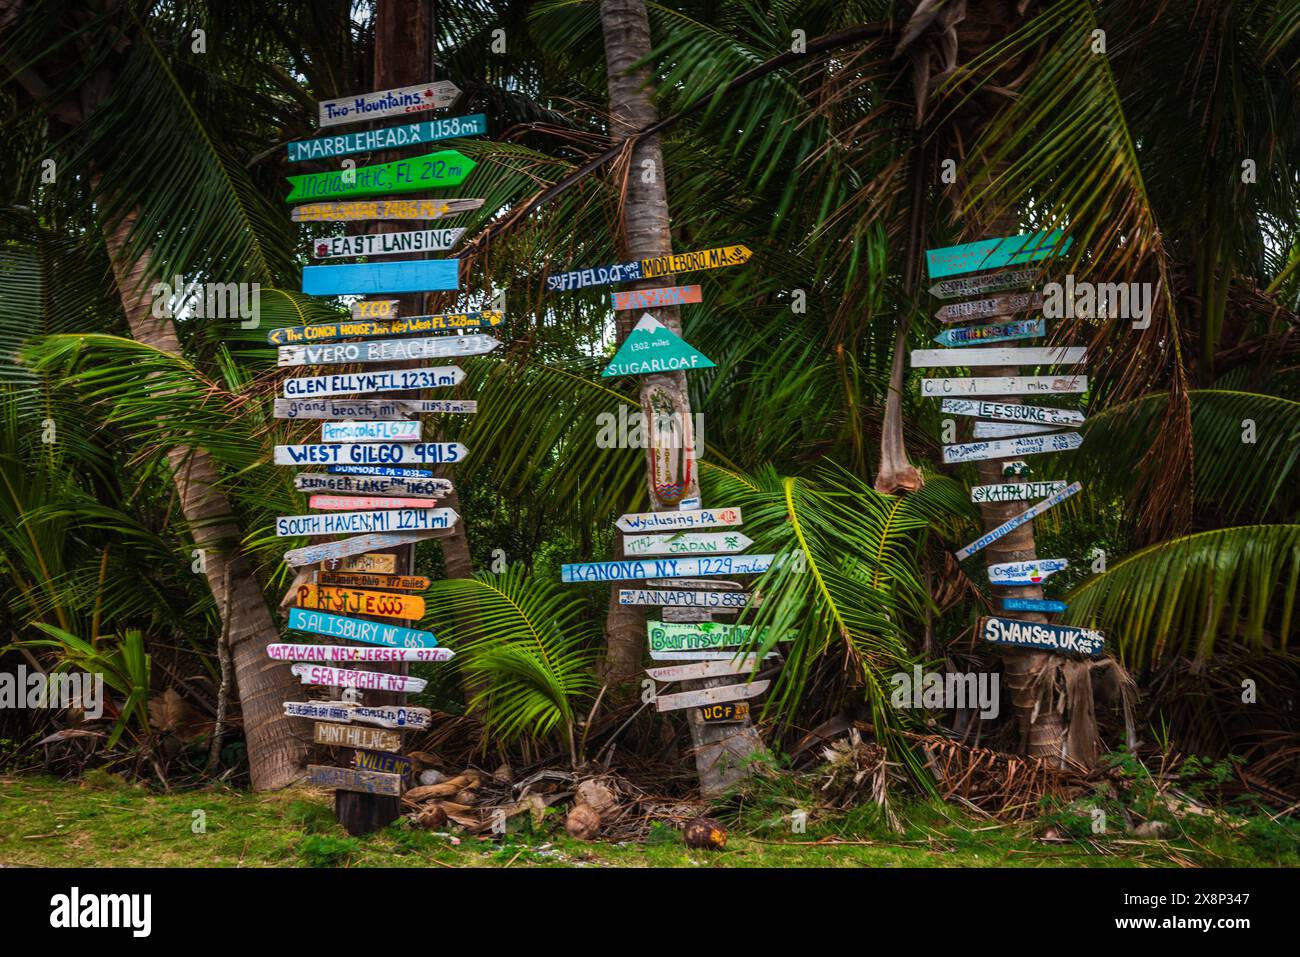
100, 207, 309, 792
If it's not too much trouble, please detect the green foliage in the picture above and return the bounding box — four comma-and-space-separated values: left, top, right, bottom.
296, 833, 362, 867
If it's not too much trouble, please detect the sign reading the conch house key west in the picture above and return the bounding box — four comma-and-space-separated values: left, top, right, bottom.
546, 245, 751, 292
317, 81, 461, 127
283, 366, 464, 398
312, 228, 464, 259
611, 285, 703, 311
935, 292, 1044, 323
986, 558, 1069, 585
921, 375, 1088, 397
929, 267, 1040, 300
979, 616, 1104, 657
283, 528, 448, 567
941, 399, 1085, 427
287, 607, 437, 649
270, 643, 452, 663
286, 701, 432, 729
278, 334, 497, 367
562, 554, 774, 583
320, 421, 421, 443
268, 312, 502, 346
286, 150, 474, 203
933, 318, 1044, 347
288, 114, 486, 162
277, 398, 476, 420
955, 482, 1082, 561
292, 663, 428, 693
274, 443, 465, 467
275, 506, 458, 536
942, 432, 1083, 465
292, 583, 426, 620
306, 764, 404, 796
926, 230, 1073, 279
301, 259, 459, 296
295, 473, 451, 497
622, 531, 752, 556
648, 620, 760, 653
615, 507, 741, 533
911, 346, 1086, 368
602, 313, 715, 377
291, 198, 484, 223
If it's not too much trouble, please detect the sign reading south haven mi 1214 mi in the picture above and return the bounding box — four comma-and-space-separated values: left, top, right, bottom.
602, 314, 714, 377
547, 245, 750, 291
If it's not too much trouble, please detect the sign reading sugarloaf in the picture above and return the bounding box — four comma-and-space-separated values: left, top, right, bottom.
268, 311, 501, 346
925, 230, 1072, 279
546, 245, 751, 291
979, 616, 1104, 657
301, 259, 459, 296
602, 313, 714, 377
312, 228, 464, 259
615, 506, 741, 533
274, 443, 466, 467
317, 81, 461, 128
283, 366, 464, 397
561, 554, 774, 583
285, 150, 474, 202
289, 113, 485, 161
291, 198, 484, 223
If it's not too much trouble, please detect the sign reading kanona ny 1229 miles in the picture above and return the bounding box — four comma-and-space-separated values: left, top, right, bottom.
561, 554, 774, 583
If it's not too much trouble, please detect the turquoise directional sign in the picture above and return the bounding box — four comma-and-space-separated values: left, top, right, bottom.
601, 313, 715, 377
926, 230, 1073, 279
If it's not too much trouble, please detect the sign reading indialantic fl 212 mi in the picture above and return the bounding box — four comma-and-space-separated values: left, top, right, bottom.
317, 81, 460, 127
547, 245, 751, 291
602, 313, 715, 376
285, 150, 474, 202
288, 113, 485, 161
925, 230, 1072, 279
979, 616, 1104, 657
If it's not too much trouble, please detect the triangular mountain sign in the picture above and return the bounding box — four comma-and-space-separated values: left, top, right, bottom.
602, 313, 716, 377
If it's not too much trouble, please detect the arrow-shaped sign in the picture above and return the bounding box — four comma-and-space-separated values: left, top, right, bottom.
274, 443, 466, 468
269, 643, 454, 663
276, 398, 475, 419
935, 292, 1044, 323
312, 227, 465, 259
294, 473, 452, 498
291, 198, 484, 223
970, 482, 1069, 504
283, 528, 452, 567
278, 334, 499, 367
562, 555, 774, 583
932, 318, 1045, 347
286, 607, 437, 648
926, 230, 1072, 280
268, 311, 502, 346
929, 267, 1041, 300
301, 259, 459, 296
614, 506, 742, 533
547, 245, 751, 292
987, 558, 1069, 585
653, 680, 770, 712
645, 657, 765, 681
942, 432, 1082, 464
622, 531, 753, 557
956, 482, 1082, 561
320, 421, 421, 443
1001, 597, 1067, 613
284, 700, 432, 729
283, 365, 464, 398
318, 81, 461, 127
291, 663, 428, 694
921, 375, 1088, 397
971, 421, 1066, 439
275, 506, 458, 537
911, 346, 1086, 368
291, 583, 426, 620
979, 617, 1103, 657
940, 398, 1085, 426
289, 113, 485, 161
286, 150, 474, 202
611, 285, 703, 311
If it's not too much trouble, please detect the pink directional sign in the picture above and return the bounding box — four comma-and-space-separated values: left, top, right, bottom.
610, 285, 703, 311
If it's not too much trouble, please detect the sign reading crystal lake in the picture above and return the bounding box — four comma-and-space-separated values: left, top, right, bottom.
276, 398, 476, 419
286, 701, 432, 729
602, 313, 714, 377
979, 616, 1104, 657
283, 528, 448, 567
610, 285, 703, 311
312, 228, 464, 259
932, 318, 1044, 347
622, 531, 752, 557
941, 399, 1085, 427
929, 267, 1040, 300
292, 663, 427, 694
275, 505, 458, 536
614, 506, 742, 533
294, 473, 451, 497
317, 81, 461, 127
926, 230, 1073, 279
292, 583, 426, 620
286, 150, 473, 203
283, 366, 463, 398
301, 259, 459, 296
320, 421, 420, 443
987, 558, 1069, 585
268, 311, 502, 345
278, 334, 498, 367
291, 198, 484, 223
955, 482, 1082, 561
316, 571, 431, 590
309, 495, 442, 512
287, 607, 437, 648
921, 375, 1087, 397
618, 588, 752, 609
288, 113, 486, 162
562, 554, 774, 583
935, 292, 1044, 323
942, 432, 1083, 464
273, 443, 465, 467
1001, 597, 1068, 613
654, 680, 769, 712
546, 245, 751, 292
269, 643, 453, 663
911, 346, 1086, 368
648, 620, 760, 653
306, 764, 404, 796
314, 722, 402, 753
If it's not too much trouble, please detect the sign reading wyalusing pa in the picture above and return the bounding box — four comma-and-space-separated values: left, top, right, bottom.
614, 506, 742, 532
288, 113, 486, 161
317, 80, 460, 127
979, 616, 1104, 657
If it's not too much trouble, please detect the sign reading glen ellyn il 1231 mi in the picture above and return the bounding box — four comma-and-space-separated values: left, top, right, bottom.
317, 81, 460, 128
547, 245, 750, 292
283, 366, 463, 398
289, 113, 485, 162
286, 150, 474, 203
602, 314, 714, 377
926, 230, 1073, 279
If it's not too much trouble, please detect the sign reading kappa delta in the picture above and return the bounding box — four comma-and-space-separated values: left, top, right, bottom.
602, 314, 715, 377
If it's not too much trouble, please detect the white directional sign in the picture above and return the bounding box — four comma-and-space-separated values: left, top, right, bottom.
618, 587, 753, 609
293, 473, 452, 498
970, 481, 1068, 504
942, 432, 1082, 464
971, 421, 1066, 439
275, 398, 477, 419
940, 399, 1084, 427
312, 228, 465, 259
275, 507, 458, 537
987, 558, 1069, 586
910, 346, 1086, 368
614, 506, 742, 533
291, 663, 428, 693
955, 482, 1082, 561
654, 680, 769, 712
284, 700, 432, 729
321, 420, 421, 443
278, 335, 499, 367
650, 649, 779, 661
283, 528, 450, 567
268, 643, 455, 663
622, 531, 752, 557
561, 554, 774, 583
921, 376, 1087, 397
283, 366, 464, 398
274, 442, 466, 466
318, 81, 460, 127
645, 658, 764, 681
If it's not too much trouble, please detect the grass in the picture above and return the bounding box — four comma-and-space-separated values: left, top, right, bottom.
1, 773, 1294, 867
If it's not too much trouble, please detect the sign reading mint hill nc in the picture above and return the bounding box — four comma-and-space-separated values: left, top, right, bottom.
602, 313, 715, 377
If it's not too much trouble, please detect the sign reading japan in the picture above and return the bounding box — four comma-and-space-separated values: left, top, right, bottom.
980, 616, 1104, 657
287, 607, 437, 649
285, 150, 474, 202
283, 366, 463, 397
276, 506, 457, 537
611, 285, 703, 311
301, 259, 459, 296
278, 334, 498, 367
318, 81, 460, 127
602, 314, 714, 376
622, 531, 752, 556
547, 245, 751, 291
562, 554, 774, 583
615, 506, 741, 533
274, 442, 465, 466
288, 113, 485, 161
926, 230, 1073, 279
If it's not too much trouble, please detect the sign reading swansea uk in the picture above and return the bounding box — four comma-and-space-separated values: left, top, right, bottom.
312, 228, 465, 259
301, 259, 459, 296
267, 312, 501, 346
925, 230, 1072, 279
288, 113, 485, 161
546, 245, 751, 292
602, 314, 715, 376
285, 150, 474, 202
317, 81, 461, 127
979, 616, 1104, 657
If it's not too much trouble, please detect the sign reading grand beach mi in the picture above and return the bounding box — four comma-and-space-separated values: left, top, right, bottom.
317, 81, 461, 127
602, 313, 714, 377
276, 398, 475, 419
546, 245, 751, 292
289, 113, 485, 161
286, 150, 474, 202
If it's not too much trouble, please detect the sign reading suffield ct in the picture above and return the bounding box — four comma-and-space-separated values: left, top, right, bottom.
547, 245, 751, 291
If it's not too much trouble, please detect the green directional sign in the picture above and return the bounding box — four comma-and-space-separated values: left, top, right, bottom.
285, 150, 474, 203
602, 313, 715, 377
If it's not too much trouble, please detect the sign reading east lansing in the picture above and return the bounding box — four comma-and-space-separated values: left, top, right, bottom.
602, 313, 715, 376
312, 228, 465, 259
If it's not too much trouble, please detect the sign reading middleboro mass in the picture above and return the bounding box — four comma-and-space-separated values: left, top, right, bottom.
285, 150, 474, 203
546, 245, 751, 292
979, 616, 1104, 657
288, 113, 486, 162
602, 313, 715, 376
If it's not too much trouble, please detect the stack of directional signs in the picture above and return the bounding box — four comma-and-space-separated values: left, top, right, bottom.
915, 229, 1106, 658
272, 80, 500, 802
548, 251, 778, 724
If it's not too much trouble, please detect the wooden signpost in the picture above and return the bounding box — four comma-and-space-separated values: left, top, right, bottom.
354, 750, 414, 779
320, 421, 421, 443
274, 505, 459, 536
932, 318, 1044, 347
323, 552, 398, 574
290, 198, 484, 223
270, 643, 452, 663
987, 558, 1069, 585
277, 334, 498, 367
942, 399, 1085, 426
617, 587, 753, 609
650, 648, 778, 661
955, 482, 1082, 561
268, 312, 502, 345
283, 366, 464, 398
277, 398, 476, 419
1001, 597, 1067, 613
645, 658, 763, 681
979, 616, 1104, 657
317, 571, 430, 590
601, 313, 714, 376
645, 578, 744, 590
928, 267, 1040, 299
971, 421, 1063, 439
274, 443, 466, 468
306, 764, 404, 796
943, 432, 1083, 464
295, 473, 452, 497
622, 531, 753, 557
610, 285, 703, 310
614, 506, 742, 532
925, 230, 1072, 279
309, 495, 442, 512
292, 583, 426, 620
314, 721, 403, 752
911, 346, 1086, 368
291, 663, 428, 693
546, 245, 751, 292
285, 150, 474, 202
284, 701, 432, 729
317, 81, 461, 127
561, 554, 775, 583
283, 528, 450, 567
288, 114, 486, 161
286, 607, 437, 648
921, 375, 1087, 397
654, 680, 770, 713
312, 227, 465, 259
301, 259, 460, 296
934, 292, 1044, 323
